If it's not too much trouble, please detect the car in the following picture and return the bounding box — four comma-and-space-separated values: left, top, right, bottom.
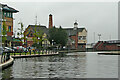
13, 46, 24, 53
4, 47, 14, 53
22, 47, 28, 52
0, 47, 3, 54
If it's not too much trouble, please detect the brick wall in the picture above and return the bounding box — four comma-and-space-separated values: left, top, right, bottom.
94, 41, 120, 51
70, 33, 78, 49
4, 17, 13, 36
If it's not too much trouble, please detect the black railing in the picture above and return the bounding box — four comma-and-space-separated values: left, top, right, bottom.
1, 52, 10, 64
12, 48, 58, 56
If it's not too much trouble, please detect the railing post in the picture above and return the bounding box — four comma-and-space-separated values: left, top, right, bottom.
33, 49, 35, 55
42, 49, 43, 54
4, 54, 5, 62
19, 51, 21, 56
14, 52, 15, 56
1, 53, 3, 63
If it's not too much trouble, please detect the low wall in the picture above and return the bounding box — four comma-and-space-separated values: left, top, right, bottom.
11, 52, 59, 58
0, 57, 14, 70
59, 50, 85, 53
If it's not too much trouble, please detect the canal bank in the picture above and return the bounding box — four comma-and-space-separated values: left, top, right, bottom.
59, 50, 85, 53
0, 56, 14, 70
0, 52, 59, 69
11, 52, 59, 58
98, 51, 120, 55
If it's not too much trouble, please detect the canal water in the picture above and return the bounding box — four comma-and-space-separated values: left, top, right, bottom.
1, 52, 118, 79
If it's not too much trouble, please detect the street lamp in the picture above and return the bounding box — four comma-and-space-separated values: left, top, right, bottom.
0, 7, 2, 56
52, 39, 54, 46
25, 36, 28, 55
98, 34, 101, 41
12, 35, 14, 54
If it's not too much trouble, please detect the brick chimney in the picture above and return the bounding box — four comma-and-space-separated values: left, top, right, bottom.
49, 14, 53, 28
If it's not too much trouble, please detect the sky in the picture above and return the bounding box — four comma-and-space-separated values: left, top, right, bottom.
0, 1, 118, 43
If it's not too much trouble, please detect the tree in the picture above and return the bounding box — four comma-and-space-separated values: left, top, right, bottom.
2, 21, 7, 47
17, 22, 26, 45
48, 26, 68, 48
32, 25, 46, 49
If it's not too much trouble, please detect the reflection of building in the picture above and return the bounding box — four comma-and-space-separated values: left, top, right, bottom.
1, 4, 19, 47
24, 14, 87, 50
93, 40, 120, 51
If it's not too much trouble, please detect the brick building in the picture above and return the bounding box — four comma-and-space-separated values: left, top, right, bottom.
24, 24, 50, 47
64, 22, 87, 50
24, 14, 87, 50
1, 4, 19, 47
93, 40, 120, 51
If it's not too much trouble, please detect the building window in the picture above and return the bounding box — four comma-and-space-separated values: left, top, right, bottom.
8, 26, 11, 32
11, 13, 13, 18
78, 36, 82, 40
9, 12, 11, 17
6, 12, 8, 17
78, 36, 86, 40
7, 12, 9, 17
83, 36, 86, 40
4, 12, 6, 17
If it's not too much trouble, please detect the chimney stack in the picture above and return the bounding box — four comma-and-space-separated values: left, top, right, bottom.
49, 14, 53, 28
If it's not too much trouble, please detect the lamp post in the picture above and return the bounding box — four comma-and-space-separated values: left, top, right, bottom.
38, 37, 40, 54
0, 7, 3, 63
0, 7, 2, 54
52, 40, 54, 54
12, 35, 14, 54
52, 39, 54, 46
25, 36, 27, 55
98, 34, 101, 41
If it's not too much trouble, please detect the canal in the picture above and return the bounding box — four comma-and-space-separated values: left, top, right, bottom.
1, 52, 118, 79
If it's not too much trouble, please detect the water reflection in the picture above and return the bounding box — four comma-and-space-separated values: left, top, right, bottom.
1, 52, 118, 79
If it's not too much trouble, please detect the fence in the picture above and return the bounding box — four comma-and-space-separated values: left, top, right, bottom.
12, 48, 58, 56
1, 52, 10, 64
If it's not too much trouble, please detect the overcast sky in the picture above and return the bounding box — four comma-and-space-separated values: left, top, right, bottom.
1, 2, 118, 43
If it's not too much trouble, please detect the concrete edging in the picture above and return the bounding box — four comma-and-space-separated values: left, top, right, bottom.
0, 57, 14, 70
11, 53, 59, 58
98, 53, 120, 55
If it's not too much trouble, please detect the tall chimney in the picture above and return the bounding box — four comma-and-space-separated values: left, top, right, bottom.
49, 14, 53, 28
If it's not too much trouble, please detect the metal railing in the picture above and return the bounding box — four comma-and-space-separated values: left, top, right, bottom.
1, 52, 10, 64
12, 48, 58, 56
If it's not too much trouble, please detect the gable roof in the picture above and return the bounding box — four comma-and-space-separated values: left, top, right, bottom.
63, 28, 85, 36
28, 25, 49, 34
25, 25, 87, 37
2, 4, 19, 13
